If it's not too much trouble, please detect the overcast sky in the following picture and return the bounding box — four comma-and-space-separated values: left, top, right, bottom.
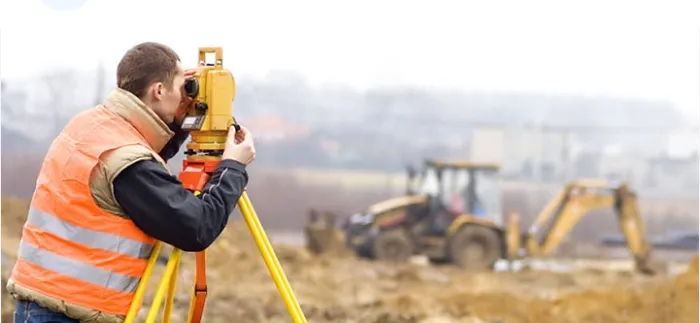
1, 0, 699, 120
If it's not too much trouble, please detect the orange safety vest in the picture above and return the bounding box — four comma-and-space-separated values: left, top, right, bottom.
10, 104, 167, 315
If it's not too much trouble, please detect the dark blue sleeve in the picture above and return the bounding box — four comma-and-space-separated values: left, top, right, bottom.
113, 158, 248, 252
159, 123, 190, 161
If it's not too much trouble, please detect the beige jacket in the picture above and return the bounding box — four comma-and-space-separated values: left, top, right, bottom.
6, 88, 175, 323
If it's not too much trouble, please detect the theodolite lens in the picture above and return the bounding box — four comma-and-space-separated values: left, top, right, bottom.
184, 78, 199, 98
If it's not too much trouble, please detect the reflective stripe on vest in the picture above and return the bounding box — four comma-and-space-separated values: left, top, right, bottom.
9, 105, 168, 316
18, 207, 154, 293
27, 207, 153, 260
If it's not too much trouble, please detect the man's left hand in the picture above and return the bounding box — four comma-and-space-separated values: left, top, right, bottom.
184, 68, 200, 79
174, 68, 202, 126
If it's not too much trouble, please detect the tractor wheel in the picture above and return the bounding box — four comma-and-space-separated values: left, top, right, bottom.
448, 225, 503, 270
372, 228, 414, 262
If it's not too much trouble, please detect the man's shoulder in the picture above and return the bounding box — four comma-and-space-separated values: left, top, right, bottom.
99, 145, 160, 180
89, 144, 163, 218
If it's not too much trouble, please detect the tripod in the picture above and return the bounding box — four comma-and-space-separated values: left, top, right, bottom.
124, 155, 307, 323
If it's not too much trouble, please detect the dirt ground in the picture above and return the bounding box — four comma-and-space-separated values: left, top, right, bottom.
1, 197, 698, 323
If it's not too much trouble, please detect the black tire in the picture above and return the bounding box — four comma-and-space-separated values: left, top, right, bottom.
355, 239, 374, 259
448, 225, 503, 270
344, 226, 374, 259
372, 228, 414, 262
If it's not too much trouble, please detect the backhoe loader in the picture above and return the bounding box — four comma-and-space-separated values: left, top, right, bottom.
337, 159, 509, 269
313, 159, 656, 274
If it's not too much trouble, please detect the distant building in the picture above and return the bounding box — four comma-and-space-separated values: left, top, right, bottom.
568, 147, 698, 193
667, 129, 699, 158
596, 150, 650, 186
468, 127, 504, 164
318, 139, 341, 157
469, 126, 573, 181
647, 153, 699, 191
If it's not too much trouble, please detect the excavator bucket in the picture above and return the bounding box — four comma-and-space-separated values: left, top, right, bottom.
615, 185, 665, 276
304, 209, 350, 256
633, 249, 668, 275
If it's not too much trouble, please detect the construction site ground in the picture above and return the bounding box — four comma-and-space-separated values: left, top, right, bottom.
1, 197, 698, 323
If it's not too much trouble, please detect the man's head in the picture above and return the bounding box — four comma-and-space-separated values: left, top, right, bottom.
117, 42, 186, 124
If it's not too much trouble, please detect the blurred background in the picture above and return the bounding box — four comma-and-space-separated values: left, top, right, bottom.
1, 1, 699, 322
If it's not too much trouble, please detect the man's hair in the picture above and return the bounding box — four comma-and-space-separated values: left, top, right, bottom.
117, 42, 181, 99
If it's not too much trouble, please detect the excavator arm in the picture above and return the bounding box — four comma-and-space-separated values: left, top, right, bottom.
614, 185, 654, 273
524, 180, 654, 274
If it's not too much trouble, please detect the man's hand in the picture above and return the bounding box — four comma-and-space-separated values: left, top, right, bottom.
174, 68, 202, 126
184, 68, 200, 79
223, 126, 256, 165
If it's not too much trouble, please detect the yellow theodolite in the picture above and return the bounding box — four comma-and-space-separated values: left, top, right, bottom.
123, 47, 307, 323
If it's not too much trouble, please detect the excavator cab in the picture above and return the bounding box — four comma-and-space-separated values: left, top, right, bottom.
413, 160, 504, 235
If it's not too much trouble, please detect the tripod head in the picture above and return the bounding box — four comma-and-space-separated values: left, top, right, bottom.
181, 47, 237, 158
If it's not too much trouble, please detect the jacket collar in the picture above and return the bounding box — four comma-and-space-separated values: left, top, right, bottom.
103, 88, 174, 153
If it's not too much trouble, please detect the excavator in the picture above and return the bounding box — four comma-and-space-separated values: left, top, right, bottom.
510, 179, 656, 274
310, 159, 656, 274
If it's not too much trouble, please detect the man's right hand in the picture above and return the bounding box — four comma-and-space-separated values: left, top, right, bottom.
223, 125, 255, 164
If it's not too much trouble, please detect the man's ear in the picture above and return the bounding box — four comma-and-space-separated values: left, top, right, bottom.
151, 82, 164, 101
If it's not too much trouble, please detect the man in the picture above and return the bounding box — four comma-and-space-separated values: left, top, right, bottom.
7, 42, 256, 323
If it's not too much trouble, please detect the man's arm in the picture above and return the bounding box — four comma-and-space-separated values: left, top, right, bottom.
112, 158, 248, 252
159, 123, 190, 161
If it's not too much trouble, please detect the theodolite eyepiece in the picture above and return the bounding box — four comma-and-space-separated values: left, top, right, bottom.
184, 78, 199, 99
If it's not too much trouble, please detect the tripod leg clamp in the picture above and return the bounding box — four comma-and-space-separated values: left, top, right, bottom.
190, 287, 208, 323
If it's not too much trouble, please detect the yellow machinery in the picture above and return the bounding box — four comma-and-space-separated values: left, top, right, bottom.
335, 159, 656, 274
514, 179, 655, 274
124, 47, 307, 323
339, 160, 509, 269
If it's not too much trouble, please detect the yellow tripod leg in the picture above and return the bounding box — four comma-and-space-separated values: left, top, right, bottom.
238, 192, 307, 323
162, 251, 181, 323
186, 279, 197, 323
145, 248, 183, 323
124, 241, 163, 323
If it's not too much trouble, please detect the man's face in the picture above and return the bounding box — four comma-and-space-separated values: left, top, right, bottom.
151, 62, 186, 124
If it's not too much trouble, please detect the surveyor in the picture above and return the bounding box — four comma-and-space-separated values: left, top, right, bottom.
6, 42, 256, 323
